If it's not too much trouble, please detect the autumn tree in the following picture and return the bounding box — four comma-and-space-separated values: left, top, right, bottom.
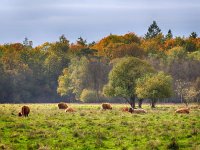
1, 30, 200, 103
69, 37, 88, 55
112, 43, 146, 59
103, 57, 155, 108
92, 33, 141, 59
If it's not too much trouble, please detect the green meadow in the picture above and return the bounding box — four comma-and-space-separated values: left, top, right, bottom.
0, 104, 199, 150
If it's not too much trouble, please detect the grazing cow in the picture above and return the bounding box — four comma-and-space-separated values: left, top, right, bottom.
19, 106, 30, 117
175, 108, 190, 114
128, 107, 147, 114
102, 103, 112, 110
65, 107, 76, 112
18, 112, 22, 117
133, 109, 147, 114
58, 102, 68, 109
128, 107, 134, 113
121, 107, 129, 112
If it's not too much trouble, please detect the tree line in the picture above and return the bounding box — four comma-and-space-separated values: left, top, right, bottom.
0, 21, 200, 105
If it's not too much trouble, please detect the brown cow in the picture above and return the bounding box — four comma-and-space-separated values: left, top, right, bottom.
128, 107, 134, 113
121, 106, 129, 112
128, 107, 147, 114
65, 107, 76, 112
18, 112, 22, 117
133, 109, 147, 114
175, 108, 190, 114
58, 102, 68, 109
102, 103, 112, 110
19, 106, 30, 117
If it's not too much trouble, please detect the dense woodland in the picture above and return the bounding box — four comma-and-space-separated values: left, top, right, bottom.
0, 21, 200, 104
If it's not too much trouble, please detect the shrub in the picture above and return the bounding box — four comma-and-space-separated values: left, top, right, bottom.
80, 89, 97, 103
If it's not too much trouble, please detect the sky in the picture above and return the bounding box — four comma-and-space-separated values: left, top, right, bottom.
0, 0, 200, 46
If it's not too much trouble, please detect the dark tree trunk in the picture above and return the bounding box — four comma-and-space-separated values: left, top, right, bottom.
130, 96, 136, 108
151, 99, 156, 108
183, 99, 188, 107
138, 98, 143, 108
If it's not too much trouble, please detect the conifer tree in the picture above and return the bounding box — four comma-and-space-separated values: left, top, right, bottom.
145, 21, 161, 39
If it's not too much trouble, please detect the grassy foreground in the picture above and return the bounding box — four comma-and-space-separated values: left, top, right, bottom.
0, 104, 199, 150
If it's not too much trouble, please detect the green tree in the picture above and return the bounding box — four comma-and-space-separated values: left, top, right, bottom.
57, 56, 110, 101
92, 33, 140, 59
76, 48, 98, 58
44, 36, 70, 82
0, 62, 12, 102
103, 57, 155, 108
145, 21, 161, 39
77, 37, 87, 46
57, 57, 89, 99
165, 29, 173, 39
190, 32, 198, 39
184, 39, 197, 52
23, 37, 33, 48
136, 72, 173, 108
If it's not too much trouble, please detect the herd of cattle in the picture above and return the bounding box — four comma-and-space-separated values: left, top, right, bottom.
18, 102, 193, 117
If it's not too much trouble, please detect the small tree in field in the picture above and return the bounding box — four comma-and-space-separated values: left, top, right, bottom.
182, 86, 199, 106
175, 80, 191, 106
135, 72, 173, 108
103, 57, 155, 108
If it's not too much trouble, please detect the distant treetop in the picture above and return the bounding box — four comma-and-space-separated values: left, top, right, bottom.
145, 21, 161, 39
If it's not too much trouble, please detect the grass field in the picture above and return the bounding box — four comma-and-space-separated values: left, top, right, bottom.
0, 103, 199, 150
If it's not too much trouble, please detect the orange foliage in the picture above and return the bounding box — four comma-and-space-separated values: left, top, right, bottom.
70, 43, 86, 54
10, 43, 24, 51
92, 33, 141, 59
164, 39, 175, 50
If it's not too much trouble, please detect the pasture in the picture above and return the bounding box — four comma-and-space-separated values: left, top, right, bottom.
0, 104, 199, 150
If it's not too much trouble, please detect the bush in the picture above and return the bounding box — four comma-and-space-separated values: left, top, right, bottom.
166, 46, 186, 59
80, 89, 125, 103
80, 89, 97, 103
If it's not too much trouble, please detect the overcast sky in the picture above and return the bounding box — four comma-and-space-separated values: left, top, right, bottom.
0, 0, 200, 46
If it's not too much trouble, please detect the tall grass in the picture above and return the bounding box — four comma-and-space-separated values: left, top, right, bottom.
0, 104, 199, 149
